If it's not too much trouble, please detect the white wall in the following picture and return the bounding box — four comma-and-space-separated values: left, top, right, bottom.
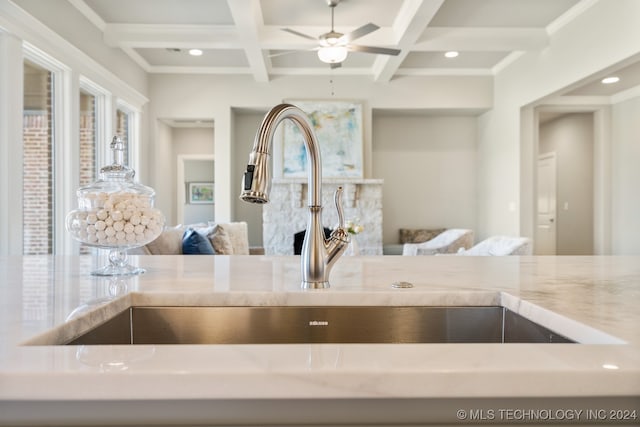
183, 159, 215, 225
539, 113, 594, 255
1, 1, 150, 255
172, 127, 215, 226
373, 113, 477, 244
477, 0, 640, 247
611, 96, 640, 254
233, 110, 266, 247
148, 74, 492, 228
10, 0, 147, 96
9, 0, 638, 253
154, 120, 174, 224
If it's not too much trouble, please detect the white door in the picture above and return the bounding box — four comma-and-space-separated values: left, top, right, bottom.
536, 153, 557, 255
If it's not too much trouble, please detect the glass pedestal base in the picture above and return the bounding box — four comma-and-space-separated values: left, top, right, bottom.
91, 248, 145, 276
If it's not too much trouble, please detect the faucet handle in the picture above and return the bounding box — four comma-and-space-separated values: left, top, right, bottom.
331, 186, 350, 243
335, 186, 346, 230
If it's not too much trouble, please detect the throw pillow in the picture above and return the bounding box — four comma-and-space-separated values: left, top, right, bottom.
145, 225, 185, 254
209, 225, 234, 255
182, 228, 215, 255
399, 228, 446, 244
219, 222, 250, 255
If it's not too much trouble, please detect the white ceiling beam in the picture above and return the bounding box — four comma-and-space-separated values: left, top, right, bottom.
226, 0, 270, 83
414, 28, 549, 51
146, 66, 253, 75
103, 24, 241, 49
121, 46, 152, 73
67, 0, 106, 31
373, 0, 445, 83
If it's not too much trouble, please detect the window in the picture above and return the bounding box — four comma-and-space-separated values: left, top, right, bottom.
79, 90, 97, 186
23, 60, 54, 255
116, 107, 130, 166
115, 102, 140, 174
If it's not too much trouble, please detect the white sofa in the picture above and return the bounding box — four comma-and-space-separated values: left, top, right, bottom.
402, 229, 474, 256
456, 236, 532, 256
133, 221, 264, 255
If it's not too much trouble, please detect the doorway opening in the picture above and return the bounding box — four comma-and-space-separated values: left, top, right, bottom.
157, 118, 214, 226
535, 111, 596, 255
177, 155, 215, 225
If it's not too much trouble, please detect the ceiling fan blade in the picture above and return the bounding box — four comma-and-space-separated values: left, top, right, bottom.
340, 23, 379, 43
281, 28, 318, 41
269, 50, 301, 58
348, 44, 401, 56
269, 47, 319, 58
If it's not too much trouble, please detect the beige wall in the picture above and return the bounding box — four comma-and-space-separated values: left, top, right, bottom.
232, 110, 479, 247
233, 110, 265, 247
12, 0, 148, 96
477, 0, 640, 252
373, 113, 477, 244
611, 96, 640, 254
539, 114, 594, 255
19, 0, 637, 252
173, 127, 215, 225
147, 73, 492, 228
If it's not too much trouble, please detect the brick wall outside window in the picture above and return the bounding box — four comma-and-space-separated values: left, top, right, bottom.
79, 92, 96, 254
23, 112, 53, 255
79, 102, 96, 187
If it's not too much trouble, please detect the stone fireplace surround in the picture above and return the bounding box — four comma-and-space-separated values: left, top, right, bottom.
262, 179, 383, 255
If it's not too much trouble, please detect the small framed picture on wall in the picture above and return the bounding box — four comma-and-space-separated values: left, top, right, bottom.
188, 182, 214, 204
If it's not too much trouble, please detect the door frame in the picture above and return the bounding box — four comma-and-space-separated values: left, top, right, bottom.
177, 154, 215, 225
521, 104, 611, 255
535, 152, 557, 255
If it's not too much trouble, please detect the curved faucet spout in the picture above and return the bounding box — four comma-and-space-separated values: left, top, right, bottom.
240, 104, 349, 289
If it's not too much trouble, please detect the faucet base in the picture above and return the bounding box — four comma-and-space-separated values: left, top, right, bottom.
301, 281, 330, 290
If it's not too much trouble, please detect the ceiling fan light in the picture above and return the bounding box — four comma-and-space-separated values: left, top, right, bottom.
317, 46, 348, 64
326, 37, 339, 45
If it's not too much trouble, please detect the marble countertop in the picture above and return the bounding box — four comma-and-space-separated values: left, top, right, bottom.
1, 255, 639, 425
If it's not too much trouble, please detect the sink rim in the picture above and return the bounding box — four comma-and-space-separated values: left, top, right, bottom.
20, 291, 625, 346
63, 304, 577, 346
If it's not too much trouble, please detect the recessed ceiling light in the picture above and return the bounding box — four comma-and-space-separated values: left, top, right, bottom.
601, 76, 620, 84
444, 51, 459, 58
189, 49, 203, 56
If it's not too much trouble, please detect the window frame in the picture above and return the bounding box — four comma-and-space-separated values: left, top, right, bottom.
23, 42, 74, 256
80, 76, 111, 181
115, 100, 141, 173
1, 2, 148, 255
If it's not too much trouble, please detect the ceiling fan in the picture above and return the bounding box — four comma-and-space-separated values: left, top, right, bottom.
279, 0, 401, 68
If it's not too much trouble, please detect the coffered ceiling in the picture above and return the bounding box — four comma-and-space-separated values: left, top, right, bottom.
66, 0, 639, 96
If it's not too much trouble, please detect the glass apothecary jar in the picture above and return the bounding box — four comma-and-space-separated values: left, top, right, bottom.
66, 136, 165, 276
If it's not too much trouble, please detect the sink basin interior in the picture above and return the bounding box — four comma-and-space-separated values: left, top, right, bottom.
63, 306, 575, 345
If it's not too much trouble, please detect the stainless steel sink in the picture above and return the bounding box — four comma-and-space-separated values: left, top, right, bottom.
65, 306, 575, 345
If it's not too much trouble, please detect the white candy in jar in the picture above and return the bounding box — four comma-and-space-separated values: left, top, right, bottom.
73, 191, 163, 246
111, 211, 123, 221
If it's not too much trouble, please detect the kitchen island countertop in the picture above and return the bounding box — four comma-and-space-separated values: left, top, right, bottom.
1, 255, 639, 425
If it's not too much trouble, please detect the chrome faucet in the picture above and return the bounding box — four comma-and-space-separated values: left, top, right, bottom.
240, 103, 350, 289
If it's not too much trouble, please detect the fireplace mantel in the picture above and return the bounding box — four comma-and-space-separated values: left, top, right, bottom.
262, 179, 383, 255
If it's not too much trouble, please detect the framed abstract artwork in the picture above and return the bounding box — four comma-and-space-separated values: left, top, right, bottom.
188, 182, 214, 204
282, 100, 363, 178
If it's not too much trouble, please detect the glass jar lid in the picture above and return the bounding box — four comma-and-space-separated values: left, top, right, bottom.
76, 136, 154, 202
